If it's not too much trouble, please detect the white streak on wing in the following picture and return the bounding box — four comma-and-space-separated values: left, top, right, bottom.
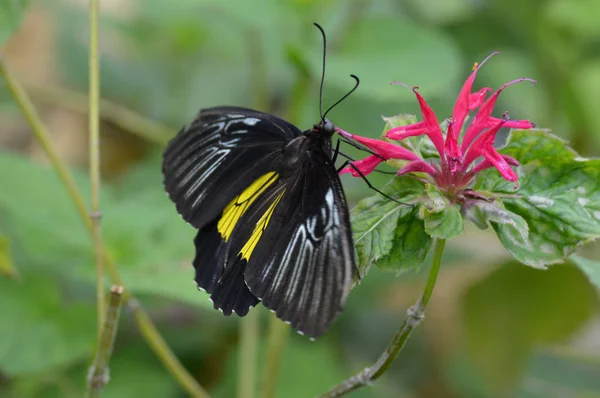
284, 233, 314, 304
175, 147, 218, 186
271, 226, 305, 292
243, 117, 261, 126
308, 247, 324, 321
185, 149, 229, 205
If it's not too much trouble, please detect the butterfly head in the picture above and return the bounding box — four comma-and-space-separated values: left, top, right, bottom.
313, 118, 335, 137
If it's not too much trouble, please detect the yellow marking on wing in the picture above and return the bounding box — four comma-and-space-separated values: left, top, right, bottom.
217, 172, 278, 241
239, 190, 286, 261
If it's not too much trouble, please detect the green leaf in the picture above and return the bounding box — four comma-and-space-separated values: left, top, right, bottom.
0, 274, 95, 375
570, 255, 600, 291
0, 0, 29, 46
351, 176, 432, 275
0, 233, 17, 278
306, 17, 462, 102
477, 130, 600, 268
461, 261, 598, 392
0, 152, 211, 309
421, 184, 464, 239
423, 204, 464, 239
462, 198, 529, 243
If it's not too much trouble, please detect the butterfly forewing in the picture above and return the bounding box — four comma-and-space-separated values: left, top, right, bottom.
162, 106, 301, 230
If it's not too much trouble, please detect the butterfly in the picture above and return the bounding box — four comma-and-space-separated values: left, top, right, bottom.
161, 24, 358, 338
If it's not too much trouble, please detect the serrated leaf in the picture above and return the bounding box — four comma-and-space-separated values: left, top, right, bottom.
462, 198, 529, 242
419, 184, 464, 239
422, 183, 449, 214
462, 261, 598, 392
423, 204, 464, 239
376, 207, 433, 272
476, 130, 600, 268
0, 274, 96, 375
0, 0, 29, 46
351, 176, 432, 275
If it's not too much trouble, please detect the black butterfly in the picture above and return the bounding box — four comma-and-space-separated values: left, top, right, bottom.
162, 105, 356, 338
162, 24, 358, 338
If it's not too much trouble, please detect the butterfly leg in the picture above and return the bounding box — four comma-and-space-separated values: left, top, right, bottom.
338, 161, 411, 206
332, 138, 341, 164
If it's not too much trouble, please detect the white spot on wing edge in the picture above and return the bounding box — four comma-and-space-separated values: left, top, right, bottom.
243, 117, 261, 126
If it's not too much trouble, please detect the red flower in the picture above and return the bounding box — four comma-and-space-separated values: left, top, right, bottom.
338, 53, 536, 194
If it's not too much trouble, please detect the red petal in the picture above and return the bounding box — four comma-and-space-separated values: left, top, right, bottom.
487, 117, 536, 130
452, 72, 477, 137
339, 155, 384, 177
397, 159, 438, 177
461, 77, 536, 152
444, 122, 462, 173
482, 147, 518, 182
385, 121, 427, 140
471, 154, 519, 175
462, 119, 505, 170
453, 53, 498, 133
468, 87, 492, 111
336, 128, 420, 161
412, 89, 445, 157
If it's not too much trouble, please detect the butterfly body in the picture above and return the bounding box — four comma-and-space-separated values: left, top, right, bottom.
163, 106, 355, 338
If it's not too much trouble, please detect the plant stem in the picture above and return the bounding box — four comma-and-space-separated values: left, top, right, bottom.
0, 59, 210, 398
319, 238, 447, 397
259, 315, 289, 398
86, 285, 124, 398
88, 0, 105, 340
0, 60, 93, 231
27, 84, 173, 145
237, 310, 259, 398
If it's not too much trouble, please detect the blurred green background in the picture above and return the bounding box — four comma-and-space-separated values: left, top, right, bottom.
1, 0, 600, 397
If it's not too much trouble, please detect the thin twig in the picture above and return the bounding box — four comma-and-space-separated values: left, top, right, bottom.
86, 285, 124, 398
259, 315, 289, 398
88, 0, 105, 340
0, 58, 210, 398
237, 310, 260, 398
27, 84, 173, 145
319, 239, 447, 397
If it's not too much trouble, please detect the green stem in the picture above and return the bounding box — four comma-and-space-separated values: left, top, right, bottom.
0, 60, 93, 232
319, 239, 447, 397
259, 314, 289, 398
235, 28, 269, 398
86, 285, 124, 398
237, 310, 260, 398
88, 0, 105, 340
0, 59, 211, 398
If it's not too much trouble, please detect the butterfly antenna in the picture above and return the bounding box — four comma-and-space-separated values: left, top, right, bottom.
322, 75, 360, 121
314, 22, 327, 120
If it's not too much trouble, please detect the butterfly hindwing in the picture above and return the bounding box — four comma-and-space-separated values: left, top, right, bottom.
193, 217, 262, 316
162, 106, 301, 230
235, 149, 355, 338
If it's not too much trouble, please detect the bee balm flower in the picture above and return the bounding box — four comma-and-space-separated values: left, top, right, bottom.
339, 53, 536, 196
